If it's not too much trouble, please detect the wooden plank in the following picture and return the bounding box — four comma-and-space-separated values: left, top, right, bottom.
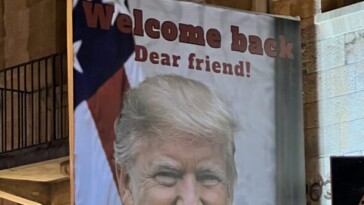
66, 0, 75, 204
0, 138, 69, 170
0, 179, 49, 205
0, 192, 42, 205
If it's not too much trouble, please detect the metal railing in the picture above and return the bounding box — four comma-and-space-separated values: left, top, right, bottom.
0, 54, 68, 153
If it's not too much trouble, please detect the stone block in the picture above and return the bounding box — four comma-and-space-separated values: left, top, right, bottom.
303, 65, 357, 103
340, 118, 364, 153
355, 60, 364, 91
28, 0, 56, 30
4, 9, 30, 36
300, 16, 314, 30
290, 1, 316, 19
28, 27, 57, 59
301, 26, 318, 44
303, 71, 326, 103
319, 91, 364, 126
304, 102, 319, 128
4, 32, 29, 59
316, 35, 345, 72
343, 150, 363, 156
305, 157, 318, 184
5, 52, 30, 68
3, 0, 28, 14
270, 1, 291, 16
305, 124, 341, 158
324, 64, 356, 98
304, 128, 319, 158
302, 41, 318, 72
345, 29, 364, 64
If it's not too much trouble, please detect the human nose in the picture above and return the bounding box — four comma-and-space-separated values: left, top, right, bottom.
177, 175, 202, 205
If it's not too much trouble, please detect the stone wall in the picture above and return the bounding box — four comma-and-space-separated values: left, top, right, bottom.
265, 0, 364, 204
303, 3, 364, 205
1, 0, 66, 68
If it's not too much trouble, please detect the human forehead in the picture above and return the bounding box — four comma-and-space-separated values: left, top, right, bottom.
136, 137, 227, 168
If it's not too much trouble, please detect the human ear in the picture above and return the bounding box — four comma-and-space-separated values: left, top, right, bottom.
115, 166, 134, 205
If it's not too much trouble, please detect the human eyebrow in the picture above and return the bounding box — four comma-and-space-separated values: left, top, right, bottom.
148, 161, 182, 187
148, 160, 182, 176
196, 162, 226, 181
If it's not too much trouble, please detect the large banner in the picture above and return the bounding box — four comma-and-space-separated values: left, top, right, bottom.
73, 0, 306, 204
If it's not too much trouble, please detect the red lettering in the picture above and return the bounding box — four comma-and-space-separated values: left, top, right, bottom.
116, 14, 132, 34
264, 38, 278, 57
222, 63, 233, 75
145, 19, 160, 39
230, 26, 247, 52
235, 61, 244, 76
135, 45, 147, 62
279, 35, 294, 59
179, 24, 205, 46
212, 61, 221, 73
248, 35, 263, 55
149, 52, 159, 64
206, 29, 221, 48
161, 21, 178, 41
133, 9, 144, 36
83, 1, 114, 30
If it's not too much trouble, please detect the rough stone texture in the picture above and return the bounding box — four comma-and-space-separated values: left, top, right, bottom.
355, 60, 364, 91
304, 102, 319, 128
305, 124, 341, 159
345, 29, 364, 64
324, 64, 356, 98
206, 0, 252, 11
270, 0, 292, 16
1, 0, 66, 68
303, 3, 364, 204
303, 72, 317, 103
315, 36, 346, 72
340, 118, 364, 153
318, 91, 364, 125
303, 63, 357, 102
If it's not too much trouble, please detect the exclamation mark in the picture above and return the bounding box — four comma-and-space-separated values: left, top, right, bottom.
246, 62, 251, 78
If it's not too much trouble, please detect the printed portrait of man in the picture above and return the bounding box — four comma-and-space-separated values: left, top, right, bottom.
114, 75, 237, 205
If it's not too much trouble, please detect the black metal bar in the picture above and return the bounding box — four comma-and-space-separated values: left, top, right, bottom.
0, 53, 68, 153
1, 89, 3, 152
24, 65, 27, 147
4, 71, 7, 151
52, 56, 56, 140
20, 92, 23, 148
0, 54, 58, 73
0, 88, 30, 94
31, 62, 34, 145
38, 60, 41, 144
45, 58, 48, 142
17, 67, 21, 148
11, 69, 14, 149
60, 55, 64, 139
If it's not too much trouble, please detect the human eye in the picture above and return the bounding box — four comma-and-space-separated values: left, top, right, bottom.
197, 173, 221, 187
154, 171, 179, 187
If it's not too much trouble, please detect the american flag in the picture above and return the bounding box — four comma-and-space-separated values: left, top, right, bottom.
73, 0, 143, 204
